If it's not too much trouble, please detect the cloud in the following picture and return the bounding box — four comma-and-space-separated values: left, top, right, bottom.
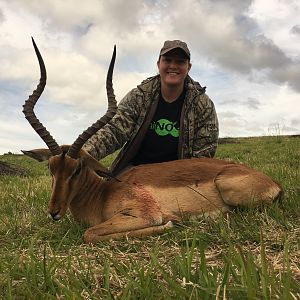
218, 111, 251, 137
0, 8, 4, 24
291, 118, 300, 126
290, 25, 300, 35
219, 111, 241, 119
218, 97, 261, 110
218, 99, 240, 106
5, 0, 154, 38
248, 0, 300, 56
245, 97, 260, 110
164, 0, 300, 92
218, 110, 269, 137
5, 0, 102, 32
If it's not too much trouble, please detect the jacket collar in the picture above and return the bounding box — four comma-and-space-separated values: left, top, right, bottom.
184, 75, 206, 107
185, 75, 206, 94
138, 75, 161, 94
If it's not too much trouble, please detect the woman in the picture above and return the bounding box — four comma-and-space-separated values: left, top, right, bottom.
83, 40, 219, 175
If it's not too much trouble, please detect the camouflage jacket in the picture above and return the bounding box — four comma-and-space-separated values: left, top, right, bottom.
83, 74, 219, 175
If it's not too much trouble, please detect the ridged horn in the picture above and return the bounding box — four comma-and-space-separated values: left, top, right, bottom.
23, 37, 62, 156
67, 45, 117, 159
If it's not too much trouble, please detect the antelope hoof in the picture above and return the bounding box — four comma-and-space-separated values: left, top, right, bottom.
49, 211, 61, 221
165, 220, 174, 229
83, 230, 99, 244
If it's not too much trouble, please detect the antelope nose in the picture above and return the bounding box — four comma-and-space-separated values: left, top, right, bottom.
49, 211, 61, 221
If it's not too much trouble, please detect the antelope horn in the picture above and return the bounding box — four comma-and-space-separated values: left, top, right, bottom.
67, 45, 117, 159
23, 37, 62, 156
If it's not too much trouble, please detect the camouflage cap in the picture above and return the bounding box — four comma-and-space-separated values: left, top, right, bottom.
159, 40, 190, 59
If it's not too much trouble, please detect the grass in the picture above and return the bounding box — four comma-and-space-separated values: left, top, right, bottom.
0, 136, 299, 299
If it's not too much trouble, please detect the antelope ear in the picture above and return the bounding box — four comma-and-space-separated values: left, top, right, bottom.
22, 149, 53, 162
94, 170, 121, 181
83, 152, 120, 181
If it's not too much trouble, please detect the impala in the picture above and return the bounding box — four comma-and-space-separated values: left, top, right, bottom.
22, 38, 283, 243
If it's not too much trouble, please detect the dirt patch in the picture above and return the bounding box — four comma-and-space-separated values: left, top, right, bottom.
0, 161, 27, 176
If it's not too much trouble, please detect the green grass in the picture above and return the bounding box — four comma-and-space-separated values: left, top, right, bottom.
0, 136, 299, 299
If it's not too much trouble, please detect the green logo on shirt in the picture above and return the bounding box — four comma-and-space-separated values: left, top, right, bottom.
150, 119, 179, 137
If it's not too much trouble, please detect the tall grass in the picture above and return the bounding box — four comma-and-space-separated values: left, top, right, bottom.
0, 136, 299, 299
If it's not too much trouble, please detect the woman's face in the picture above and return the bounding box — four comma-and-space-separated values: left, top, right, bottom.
157, 48, 191, 88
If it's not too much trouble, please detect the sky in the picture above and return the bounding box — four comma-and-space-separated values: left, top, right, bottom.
0, 0, 299, 154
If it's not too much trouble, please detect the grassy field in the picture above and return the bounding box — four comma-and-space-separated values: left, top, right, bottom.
0, 136, 299, 299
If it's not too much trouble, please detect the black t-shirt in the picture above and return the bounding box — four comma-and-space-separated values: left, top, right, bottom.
131, 90, 185, 165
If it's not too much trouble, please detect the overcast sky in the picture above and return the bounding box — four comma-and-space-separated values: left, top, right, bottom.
0, 0, 299, 154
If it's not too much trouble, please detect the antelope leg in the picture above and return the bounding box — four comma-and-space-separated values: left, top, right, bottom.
215, 165, 282, 206
83, 214, 172, 243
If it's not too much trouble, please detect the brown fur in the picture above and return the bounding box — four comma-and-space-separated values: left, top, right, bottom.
23, 147, 283, 243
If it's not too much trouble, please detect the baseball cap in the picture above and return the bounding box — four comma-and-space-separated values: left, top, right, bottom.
159, 40, 190, 59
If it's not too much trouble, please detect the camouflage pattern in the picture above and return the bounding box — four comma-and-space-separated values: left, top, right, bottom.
83, 74, 219, 174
